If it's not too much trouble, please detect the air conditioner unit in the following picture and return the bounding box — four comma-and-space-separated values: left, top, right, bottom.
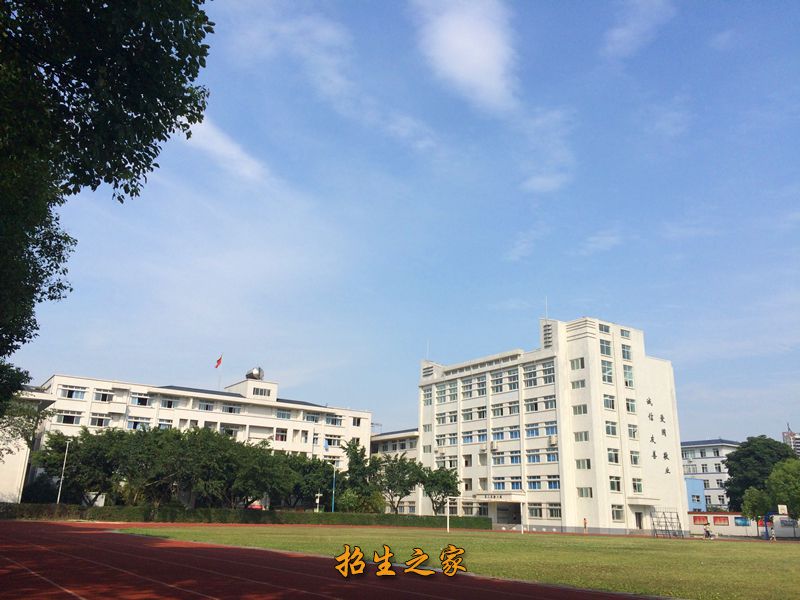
490, 441, 498, 452
436, 448, 446, 456
479, 444, 488, 454
548, 435, 558, 447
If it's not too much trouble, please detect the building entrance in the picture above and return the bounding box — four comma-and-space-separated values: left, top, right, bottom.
496, 502, 521, 524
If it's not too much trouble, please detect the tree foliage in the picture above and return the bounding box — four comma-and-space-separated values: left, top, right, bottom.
340, 438, 382, 511
741, 487, 772, 521
765, 459, 800, 519
723, 436, 797, 511
421, 467, 460, 515
0, 1, 214, 413
0, 397, 56, 454
376, 453, 424, 514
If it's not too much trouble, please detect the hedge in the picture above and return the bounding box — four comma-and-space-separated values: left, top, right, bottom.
0, 503, 492, 529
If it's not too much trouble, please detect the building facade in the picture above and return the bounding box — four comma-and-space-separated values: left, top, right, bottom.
0, 369, 371, 503
680, 439, 739, 510
370, 428, 420, 514
416, 317, 688, 534
782, 428, 800, 458
685, 477, 707, 512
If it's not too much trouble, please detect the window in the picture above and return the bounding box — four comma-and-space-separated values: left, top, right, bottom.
623, 365, 634, 388
622, 344, 632, 360
253, 387, 271, 397
493, 477, 506, 491
702, 464, 709, 474
547, 475, 560, 490
630, 450, 640, 465
463, 477, 473, 491
448, 434, 457, 445
601, 360, 614, 383
491, 372, 503, 393
544, 421, 557, 435
199, 401, 214, 411
491, 428, 504, 441
547, 503, 562, 518
423, 445, 431, 453
528, 502, 543, 517
158, 419, 173, 430
700, 449, 707, 458
423, 424, 432, 432
525, 424, 539, 438
570, 357, 585, 370
423, 387, 432, 404
716, 479, 724, 488
161, 398, 176, 409
276, 409, 291, 420
461, 378, 473, 399
130, 394, 150, 407
463, 454, 472, 467
574, 431, 589, 442
508, 402, 520, 415
507, 370, 519, 391
510, 476, 522, 490
620, 329, 630, 338
476, 375, 487, 396
352, 417, 362, 427
477, 407, 487, 419
611, 505, 624, 521
492, 454, 506, 466
705, 495, 711, 505
491, 405, 504, 417
543, 396, 556, 409
325, 415, 343, 426
541, 361, 555, 384
547, 450, 559, 462
436, 384, 446, 403
609, 476, 622, 492
448, 411, 458, 423
600, 339, 612, 356
691, 494, 701, 503
58, 385, 86, 400
703, 479, 710, 488
477, 429, 488, 442
718, 495, 726, 505
571, 379, 586, 389
605, 421, 618, 436
89, 414, 109, 427
126, 416, 149, 430
628, 424, 638, 440
714, 463, 722, 473
94, 390, 114, 402
577, 487, 593, 498
509, 426, 520, 440
510, 450, 521, 464
462, 431, 473, 444
527, 450, 541, 463
525, 400, 538, 413
573, 404, 588, 415
523, 364, 537, 387
461, 409, 473, 421
603, 394, 615, 410
222, 404, 241, 414
576, 458, 591, 469
275, 428, 288, 442
632, 478, 643, 493
626, 398, 636, 413
607, 448, 619, 464
599, 323, 610, 333
527, 476, 542, 490
436, 413, 446, 425
305, 413, 320, 423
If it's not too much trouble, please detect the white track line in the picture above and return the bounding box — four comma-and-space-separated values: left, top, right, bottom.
0, 554, 88, 600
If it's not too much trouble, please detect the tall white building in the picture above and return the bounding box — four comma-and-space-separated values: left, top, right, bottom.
0, 369, 371, 503
680, 439, 739, 510
416, 317, 688, 534
782, 428, 800, 458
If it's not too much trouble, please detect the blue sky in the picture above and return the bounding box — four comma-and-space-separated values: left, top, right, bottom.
13, 0, 799, 442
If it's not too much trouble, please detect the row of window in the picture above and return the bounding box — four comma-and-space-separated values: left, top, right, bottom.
489, 475, 561, 491
682, 448, 723, 458
598, 323, 630, 339
684, 463, 724, 474
421, 362, 556, 405
571, 364, 634, 389
377, 439, 418, 452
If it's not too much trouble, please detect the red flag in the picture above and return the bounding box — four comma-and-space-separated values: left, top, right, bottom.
215, 354, 223, 369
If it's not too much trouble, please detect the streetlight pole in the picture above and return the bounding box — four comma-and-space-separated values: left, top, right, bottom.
56, 439, 71, 505
331, 467, 337, 513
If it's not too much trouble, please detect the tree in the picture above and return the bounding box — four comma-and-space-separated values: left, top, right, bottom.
341, 438, 382, 511
723, 436, 796, 511
421, 467, 460, 515
377, 454, 424, 514
0, 1, 214, 411
0, 397, 55, 454
765, 459, 800, 519
282, 454, 332, 508
741, 487, 772, 521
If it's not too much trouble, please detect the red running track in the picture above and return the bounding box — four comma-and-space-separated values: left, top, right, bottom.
0, 521, 657, 599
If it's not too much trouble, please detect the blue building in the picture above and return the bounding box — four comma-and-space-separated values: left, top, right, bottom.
685, 477, 707, 512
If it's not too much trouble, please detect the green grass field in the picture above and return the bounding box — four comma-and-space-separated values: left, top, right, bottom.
121, 525, 800, 600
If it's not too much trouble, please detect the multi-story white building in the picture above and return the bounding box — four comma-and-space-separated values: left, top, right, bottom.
782, 428, 800, 458
0, 368, 371, 503
416, 317, 688, 534
680, 439, 739, 510
370, 428, 420, 514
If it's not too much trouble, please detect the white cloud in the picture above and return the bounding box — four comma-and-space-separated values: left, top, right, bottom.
602, 0, 676, 60
522, 173, 570, 194
641, 96, 692, 138
225, 6, 438, 152
412, 0, 517, 113
519, 108, 576, 194
504, 222, 549, 261
709, 29, 735, 51
187, 119, 270, 183
579, 230, 623, 255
